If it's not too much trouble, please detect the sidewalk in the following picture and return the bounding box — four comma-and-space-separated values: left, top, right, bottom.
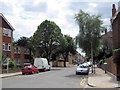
86, 67, 120, 88
0, 72, 22, 78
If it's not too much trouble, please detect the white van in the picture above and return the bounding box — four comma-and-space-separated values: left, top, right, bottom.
34, 58, 51, 71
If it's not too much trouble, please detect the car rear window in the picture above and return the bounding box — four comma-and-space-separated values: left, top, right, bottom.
79, 65, 87, 68
24, 65, 32, 68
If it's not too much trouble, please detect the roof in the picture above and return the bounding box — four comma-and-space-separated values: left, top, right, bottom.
101, 31, 112, 38
0, 13, 15, 31
111, 10, 120, 23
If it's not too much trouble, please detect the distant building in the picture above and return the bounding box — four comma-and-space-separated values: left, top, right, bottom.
101, 31, 113, 50
72, 52, 84, 64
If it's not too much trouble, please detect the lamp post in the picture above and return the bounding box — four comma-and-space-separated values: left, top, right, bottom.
91, 41, 94, 73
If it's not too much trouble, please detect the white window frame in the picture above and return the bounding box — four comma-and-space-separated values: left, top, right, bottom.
3, 28, 12, 37
14, 47, 20, 54
3, 43, 11, 51
3, 43, 5, 50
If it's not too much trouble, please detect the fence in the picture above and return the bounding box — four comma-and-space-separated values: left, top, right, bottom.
106, 57, 117, 76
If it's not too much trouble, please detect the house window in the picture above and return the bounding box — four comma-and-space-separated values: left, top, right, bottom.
3, 43, 5, 50
24, 48, 29, 54
3, 28, 12, 37
3, 43, 11, 51
14, 58, 20, 65
8, 43, 11, 50
14, 47, 20, 53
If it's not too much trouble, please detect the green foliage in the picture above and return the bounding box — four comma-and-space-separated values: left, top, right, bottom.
9, 61, 15, 69
75, 10, 103, 56
32, 20, 62, 63
99, 59, 104, 66
15, 37, 29, 47
113, 48, 120, 52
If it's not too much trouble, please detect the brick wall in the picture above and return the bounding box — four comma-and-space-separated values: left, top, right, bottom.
112, 12, 120, 63
106, 57, 117, 75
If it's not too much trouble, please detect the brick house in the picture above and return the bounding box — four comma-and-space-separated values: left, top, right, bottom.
101, 31, 113, 50
111, 3, 120, 81
0, 13, 15, 62
0, 13, 30, 67
101, 31, 117, 76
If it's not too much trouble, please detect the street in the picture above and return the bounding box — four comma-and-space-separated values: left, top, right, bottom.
2, 66, 88, 88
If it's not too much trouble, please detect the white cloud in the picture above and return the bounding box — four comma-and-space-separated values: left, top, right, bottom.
0, 0, 117, 41
89, 3, 97, 8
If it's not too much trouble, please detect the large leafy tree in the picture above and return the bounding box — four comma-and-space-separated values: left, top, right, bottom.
75, 10, 103, 57
32, 20, 62, 64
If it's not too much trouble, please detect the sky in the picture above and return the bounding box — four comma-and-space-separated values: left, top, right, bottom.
0, 0, 120, 55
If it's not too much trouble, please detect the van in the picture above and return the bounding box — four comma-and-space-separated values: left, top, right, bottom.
34, 58, 51, 71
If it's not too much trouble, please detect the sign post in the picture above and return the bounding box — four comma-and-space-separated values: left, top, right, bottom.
6, 57, 11, 73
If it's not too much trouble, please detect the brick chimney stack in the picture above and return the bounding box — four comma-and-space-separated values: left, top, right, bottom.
112, 4, 116, 17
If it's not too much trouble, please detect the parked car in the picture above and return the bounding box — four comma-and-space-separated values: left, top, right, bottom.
82, 61, 92, 67
76, 64, 89, 75
21, 63, 39, 75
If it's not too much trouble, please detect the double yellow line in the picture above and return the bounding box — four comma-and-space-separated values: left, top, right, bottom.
80, 76, 87, 87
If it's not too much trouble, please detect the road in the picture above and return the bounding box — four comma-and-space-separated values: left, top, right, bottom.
2, 66, 88, 88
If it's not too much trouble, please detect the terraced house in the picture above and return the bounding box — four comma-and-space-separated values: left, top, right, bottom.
0, 13, 30, 66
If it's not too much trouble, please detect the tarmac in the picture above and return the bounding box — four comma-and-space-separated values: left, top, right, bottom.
0, 66, 120, 88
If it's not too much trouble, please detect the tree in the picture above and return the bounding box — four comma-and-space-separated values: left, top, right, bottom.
75, 10, 103, 73
75, 10, 103, 57
32, 20, 62, 64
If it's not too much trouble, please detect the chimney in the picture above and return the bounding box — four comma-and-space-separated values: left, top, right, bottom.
112, 4, 116, 17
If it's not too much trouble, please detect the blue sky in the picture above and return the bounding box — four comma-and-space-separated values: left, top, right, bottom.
0, 0, 120, 55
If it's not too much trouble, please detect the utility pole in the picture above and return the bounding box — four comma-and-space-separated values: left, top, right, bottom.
91, 41, 94, 73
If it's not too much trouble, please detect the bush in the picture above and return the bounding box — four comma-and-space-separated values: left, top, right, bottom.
9, 61, 15, 69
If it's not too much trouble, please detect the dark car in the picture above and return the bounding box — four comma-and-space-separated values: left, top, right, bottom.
21, 63, 39, 75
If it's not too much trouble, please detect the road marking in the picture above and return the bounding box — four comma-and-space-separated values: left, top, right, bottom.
80, 76, 88, 87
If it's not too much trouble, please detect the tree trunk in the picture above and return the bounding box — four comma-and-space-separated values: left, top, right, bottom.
64, 59, 66, 67
63, 52, 68, 67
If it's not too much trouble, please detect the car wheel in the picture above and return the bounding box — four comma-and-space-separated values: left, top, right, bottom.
37, 71, 39, 73
22, 73, 25, 75
31, 71, 34, 74
76, 72, 78, 75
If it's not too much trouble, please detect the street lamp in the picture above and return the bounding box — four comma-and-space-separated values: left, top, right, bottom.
91, 41, 94, 73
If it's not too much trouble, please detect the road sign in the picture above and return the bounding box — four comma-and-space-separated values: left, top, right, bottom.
6, 58, 11, 61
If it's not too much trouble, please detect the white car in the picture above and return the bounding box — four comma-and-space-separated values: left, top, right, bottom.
76, 64, 89, 75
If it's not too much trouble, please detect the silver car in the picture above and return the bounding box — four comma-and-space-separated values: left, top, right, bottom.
76, 64, 89, 75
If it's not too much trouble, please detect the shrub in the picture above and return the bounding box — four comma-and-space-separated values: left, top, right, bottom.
9, 61, 15, 69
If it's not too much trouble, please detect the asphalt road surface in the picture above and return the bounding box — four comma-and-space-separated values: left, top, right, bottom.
2, 66, 88, 88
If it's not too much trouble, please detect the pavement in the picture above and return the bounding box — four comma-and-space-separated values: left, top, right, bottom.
86, 67, 120, 88
0, 66, 120, 88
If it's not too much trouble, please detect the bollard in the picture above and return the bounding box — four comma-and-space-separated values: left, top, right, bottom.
104, 62, 107, 74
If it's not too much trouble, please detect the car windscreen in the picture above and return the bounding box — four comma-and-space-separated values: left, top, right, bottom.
79, 65, 87, 68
